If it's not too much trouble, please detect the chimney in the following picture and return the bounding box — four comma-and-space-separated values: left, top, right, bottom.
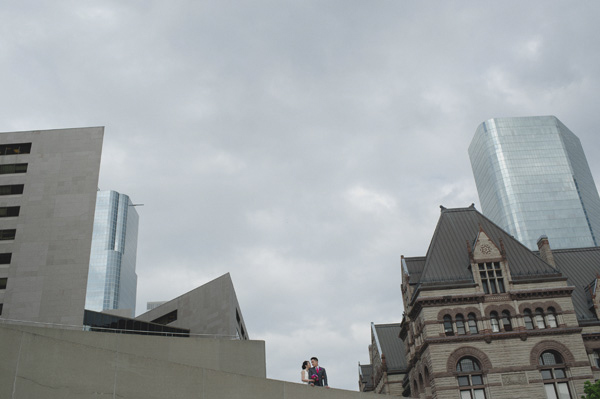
537, 235, 556, 267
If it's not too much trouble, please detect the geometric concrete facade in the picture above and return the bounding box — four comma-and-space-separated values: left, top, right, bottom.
85, 190, 139, 317
0, 322, 375, 399
0, 127, 103, 325
469, 116, 600, 250
136, 273, 249, 339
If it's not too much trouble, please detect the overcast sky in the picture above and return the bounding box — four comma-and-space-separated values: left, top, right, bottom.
3, 1, 600, 391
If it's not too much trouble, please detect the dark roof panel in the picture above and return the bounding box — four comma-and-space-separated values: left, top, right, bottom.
359, 364, 373, 390
419, 207, 560, 284
404, 256, 425, 285
373, 323, 406, 372
549, 247, 600, 321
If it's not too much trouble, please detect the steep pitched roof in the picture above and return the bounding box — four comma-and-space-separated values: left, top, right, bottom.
359, 364, 373, 390
418, 206, 560, 284
373, 323, 407, 372
548, 247, 600, 322
403, 256, 425, 286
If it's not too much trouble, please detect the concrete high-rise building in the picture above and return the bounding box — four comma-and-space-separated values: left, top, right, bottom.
85, 190, 139, 317
0, 127, 103, 325
469, 115, 600, 250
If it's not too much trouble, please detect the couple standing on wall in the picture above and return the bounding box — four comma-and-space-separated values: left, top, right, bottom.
301, 357, 329, 388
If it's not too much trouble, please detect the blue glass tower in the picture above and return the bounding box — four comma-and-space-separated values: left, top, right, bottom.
469, 116, 600, 250
85, 190, 139, 316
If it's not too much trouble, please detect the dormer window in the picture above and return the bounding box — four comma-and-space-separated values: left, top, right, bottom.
478, 262, 505, 294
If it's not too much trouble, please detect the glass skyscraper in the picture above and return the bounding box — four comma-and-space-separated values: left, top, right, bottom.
469, 115, 600, 250
85, 190, 139, 317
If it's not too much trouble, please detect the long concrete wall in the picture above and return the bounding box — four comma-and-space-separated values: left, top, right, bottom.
0, 323, 376, 399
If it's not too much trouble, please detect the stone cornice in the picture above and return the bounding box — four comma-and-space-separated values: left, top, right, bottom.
407, 287, 575, 319
408, 294, 483, 319
509, 286, 574, 300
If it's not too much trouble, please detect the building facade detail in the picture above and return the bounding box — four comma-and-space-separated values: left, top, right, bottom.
395, 206, 599, 398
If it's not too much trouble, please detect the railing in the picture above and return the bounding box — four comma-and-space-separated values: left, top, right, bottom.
0, 317, 239, 339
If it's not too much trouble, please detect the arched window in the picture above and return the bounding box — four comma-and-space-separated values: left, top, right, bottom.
535, 308, 546, 329
444, 315, 454, 336
539, 351, 572, 399
456, 314, 466, 335
418, 374, 424, 394
413, 379, 418, 397
456, 357, 486, 398
468, 313, 479, 334
501, 310, 513, 332
490, 311, 500, 333
424, 367, 430, 385
546, 307, 558, 328
523, 309, 534, 330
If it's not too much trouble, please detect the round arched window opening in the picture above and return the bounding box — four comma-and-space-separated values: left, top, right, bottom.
539, 351, 572, 399
456, 357, 486, 398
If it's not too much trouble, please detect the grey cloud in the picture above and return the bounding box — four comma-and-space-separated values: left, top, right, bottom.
2, 0, 600, 390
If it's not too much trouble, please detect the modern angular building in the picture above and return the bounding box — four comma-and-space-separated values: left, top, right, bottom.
136, 273, 249, 339
85, 190, 139, 317
0, 127, 104, 325
469, 116, 600, 250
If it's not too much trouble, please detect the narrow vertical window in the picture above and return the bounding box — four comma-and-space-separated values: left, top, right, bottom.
536, 308, 546, 329
501, 310, 513, 332
444, 315, 454, 336
490, 311, 500, 332
456, 314, 466, 335
468, 313, 479, 334
524, 309, 534, 330
546, 307, 558, 328
0, 278, 7, 289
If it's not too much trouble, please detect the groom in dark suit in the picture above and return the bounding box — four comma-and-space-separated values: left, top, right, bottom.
309, 357, 329, 388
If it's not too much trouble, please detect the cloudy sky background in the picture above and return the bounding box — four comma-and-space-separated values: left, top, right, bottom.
2, 1, 600, 390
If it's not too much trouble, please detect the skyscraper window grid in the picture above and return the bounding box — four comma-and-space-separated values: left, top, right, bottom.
85, 190, 138, 317
469, 116, 600, 250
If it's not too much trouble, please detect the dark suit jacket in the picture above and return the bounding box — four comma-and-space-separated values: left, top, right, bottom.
308, 366, 328, 386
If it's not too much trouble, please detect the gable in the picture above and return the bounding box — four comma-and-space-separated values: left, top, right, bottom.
472, 229, 502, 261
417, 206, 560, 286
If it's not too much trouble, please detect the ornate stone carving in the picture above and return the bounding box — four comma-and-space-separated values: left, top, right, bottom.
501, 373, 527, 386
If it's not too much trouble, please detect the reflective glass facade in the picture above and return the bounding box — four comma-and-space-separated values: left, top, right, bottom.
469, 116, 600, 250
85, 191, 139, 316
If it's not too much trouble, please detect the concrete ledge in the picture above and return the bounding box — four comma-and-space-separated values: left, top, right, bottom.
0, 323, 376, 399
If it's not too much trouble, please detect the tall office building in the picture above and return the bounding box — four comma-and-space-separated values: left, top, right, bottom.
469, 115, 600, 250
85, 190, 138, 317
0, 127, 103, 324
